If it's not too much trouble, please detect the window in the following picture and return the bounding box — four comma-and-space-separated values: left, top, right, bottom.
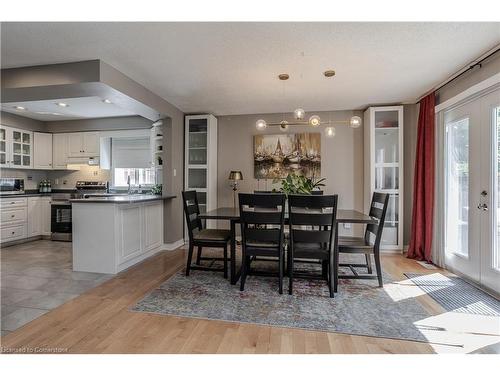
111, 137, 155, 188
113, 168, 155, 187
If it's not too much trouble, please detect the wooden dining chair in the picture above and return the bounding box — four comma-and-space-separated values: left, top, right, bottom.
239, 193, 286, 294
182, 191, 231, 278
287, 194, 338, 297
335, 192, 389, 289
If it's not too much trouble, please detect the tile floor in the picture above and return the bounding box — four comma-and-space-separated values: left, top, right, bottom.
1, 240, 112, 336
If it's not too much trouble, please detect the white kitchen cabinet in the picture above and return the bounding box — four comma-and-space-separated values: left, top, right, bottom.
0, 126, 33, 169
364, 106, 404, 251
68, 132, 99, 157
184, 114, 217, 236
27, 196, 52, 237
41, 197, 52, 236
27, 196, 43, 237
1, 197, 28, 244
34, 132, 53, 169
143, 201, 163, 251
52, 133, 69, 169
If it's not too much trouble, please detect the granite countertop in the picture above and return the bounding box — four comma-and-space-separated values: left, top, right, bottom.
0, 190, 75, 198
70, 194, 176, 204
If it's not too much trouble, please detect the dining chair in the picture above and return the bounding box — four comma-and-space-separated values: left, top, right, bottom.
239, 193, 286, 294
335, 192, 389, 289
182, 190, 231, 278
287, 194, 338, 297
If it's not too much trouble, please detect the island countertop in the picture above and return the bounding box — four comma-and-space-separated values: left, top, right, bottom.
70, 194, 176, 204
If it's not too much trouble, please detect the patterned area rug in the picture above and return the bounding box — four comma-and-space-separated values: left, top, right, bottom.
132, 257, 433, 343
405, 273, 500, 316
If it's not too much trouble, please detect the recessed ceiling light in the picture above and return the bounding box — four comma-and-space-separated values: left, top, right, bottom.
102, 99, 112, 104
13, 106, 27, 111
56, 102, 69, 107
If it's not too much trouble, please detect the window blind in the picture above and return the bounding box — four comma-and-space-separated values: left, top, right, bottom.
111, 137, 152, 168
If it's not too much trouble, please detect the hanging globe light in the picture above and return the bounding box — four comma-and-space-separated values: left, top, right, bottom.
280, 120, 289, 132
325, 126, 336, 138
255, 119, 267, 130
293, 108, 305, 120
308, 115, 321, 127
349, 116, 362, 128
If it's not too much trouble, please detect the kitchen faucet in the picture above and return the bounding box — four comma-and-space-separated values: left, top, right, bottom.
127, 175, 132, 194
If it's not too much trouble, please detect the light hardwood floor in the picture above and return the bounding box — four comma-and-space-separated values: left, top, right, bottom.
0, 245, 493, 354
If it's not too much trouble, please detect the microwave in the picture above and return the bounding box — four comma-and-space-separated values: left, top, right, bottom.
0, 178, 25, 195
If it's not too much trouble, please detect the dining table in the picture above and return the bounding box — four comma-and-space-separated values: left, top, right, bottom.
199, 207, 378, 285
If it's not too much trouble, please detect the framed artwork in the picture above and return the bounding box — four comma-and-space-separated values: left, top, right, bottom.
254, 133, 321, 179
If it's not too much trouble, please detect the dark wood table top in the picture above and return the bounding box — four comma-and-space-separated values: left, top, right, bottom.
199, 207, 377, 224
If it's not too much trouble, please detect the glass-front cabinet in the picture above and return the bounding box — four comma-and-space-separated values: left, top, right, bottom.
0, 126, 33, 169
364, 106, 404, 250
184, 114, 218, 233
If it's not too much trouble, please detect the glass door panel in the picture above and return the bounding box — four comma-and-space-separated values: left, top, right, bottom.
188, 168, 207, 189
0, 128, 6, 167
492, 106, 500, 271
445, 118, 470, 257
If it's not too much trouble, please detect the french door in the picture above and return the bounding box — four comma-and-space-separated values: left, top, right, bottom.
444, 89, 500, 293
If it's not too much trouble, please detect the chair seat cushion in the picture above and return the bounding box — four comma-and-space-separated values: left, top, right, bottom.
338, 236, 373, 251
193, 229, 231, 242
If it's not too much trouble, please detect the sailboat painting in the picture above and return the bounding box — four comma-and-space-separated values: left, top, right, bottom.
254, 133, 321, 179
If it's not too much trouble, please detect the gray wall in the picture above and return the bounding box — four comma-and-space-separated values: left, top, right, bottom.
1, 111, 47, 132
45, 116, 152, 133
217, 110, 364, 236
436, 51, 500, 105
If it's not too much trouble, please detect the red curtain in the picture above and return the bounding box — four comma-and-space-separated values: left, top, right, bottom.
408, 92, 435, 262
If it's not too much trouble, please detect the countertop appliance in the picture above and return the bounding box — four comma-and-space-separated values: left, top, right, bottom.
0, 178, 25, 195
51, 180, 108, 241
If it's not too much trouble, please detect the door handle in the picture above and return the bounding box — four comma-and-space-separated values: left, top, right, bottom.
477, 203, 489, 211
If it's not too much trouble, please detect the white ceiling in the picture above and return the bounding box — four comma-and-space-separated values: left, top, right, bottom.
1, 22, 499, 115
1, 96, 135, 121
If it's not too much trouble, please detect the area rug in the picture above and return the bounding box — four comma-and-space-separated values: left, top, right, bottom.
404, 273, 500, 316
132, 258, 434, 343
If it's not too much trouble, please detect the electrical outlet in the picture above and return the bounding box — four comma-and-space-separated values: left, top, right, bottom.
343, 223, 351, 230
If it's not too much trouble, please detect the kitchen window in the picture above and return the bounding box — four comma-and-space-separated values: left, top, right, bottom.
111, 137, 155, 188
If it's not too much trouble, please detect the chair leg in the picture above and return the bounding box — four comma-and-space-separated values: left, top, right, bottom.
196, 246, 203, 265
186, 243, 194, 276
278, 251, 283, 295
322, 260, 328, 279
374, 250, 383, 287
223, 244, 228, 279
365, 253, 373, 274
329, 254, 334, 298
334, 248, 339, 293
240, 255, 248, 291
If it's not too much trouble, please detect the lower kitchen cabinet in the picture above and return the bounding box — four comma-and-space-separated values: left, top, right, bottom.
72, 200, 164, 274
28, 196, 52, 237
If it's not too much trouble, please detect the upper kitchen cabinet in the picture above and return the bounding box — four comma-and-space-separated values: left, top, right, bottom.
34, 132, 53, 169
0, 125, 33, 169
52, 133, 69, 169
68, 132, 99, 157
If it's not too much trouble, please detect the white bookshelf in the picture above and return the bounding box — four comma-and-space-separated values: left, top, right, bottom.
184, 114, 218, 232
364, 106, 404, 251
151, 120, 164, 185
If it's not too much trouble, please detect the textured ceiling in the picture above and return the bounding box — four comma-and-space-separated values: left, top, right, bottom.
1, 22, 499, 115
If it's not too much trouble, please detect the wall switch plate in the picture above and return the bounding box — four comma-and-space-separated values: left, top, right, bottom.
173, 169, 177, 177
343, 223, 351, 229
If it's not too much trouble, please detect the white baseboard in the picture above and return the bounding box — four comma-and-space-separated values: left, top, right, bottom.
162, 239, 185, 251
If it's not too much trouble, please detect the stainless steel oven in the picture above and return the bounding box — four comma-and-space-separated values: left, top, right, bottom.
0, 178, 24, 195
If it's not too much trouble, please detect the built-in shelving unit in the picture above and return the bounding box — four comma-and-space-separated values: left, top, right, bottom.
364, 106, 404, 251
151, 120, 164, 185
184, 114, 217, 232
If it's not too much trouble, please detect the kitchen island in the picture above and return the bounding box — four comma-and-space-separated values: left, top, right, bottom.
71, 194, 175, 274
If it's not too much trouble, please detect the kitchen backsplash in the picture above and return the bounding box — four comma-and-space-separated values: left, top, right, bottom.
1, 166, 111, 190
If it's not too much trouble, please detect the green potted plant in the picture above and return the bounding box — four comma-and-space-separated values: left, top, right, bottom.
273, 173, 325, 196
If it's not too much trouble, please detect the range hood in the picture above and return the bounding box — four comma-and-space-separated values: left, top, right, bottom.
66, 156, 100, 166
